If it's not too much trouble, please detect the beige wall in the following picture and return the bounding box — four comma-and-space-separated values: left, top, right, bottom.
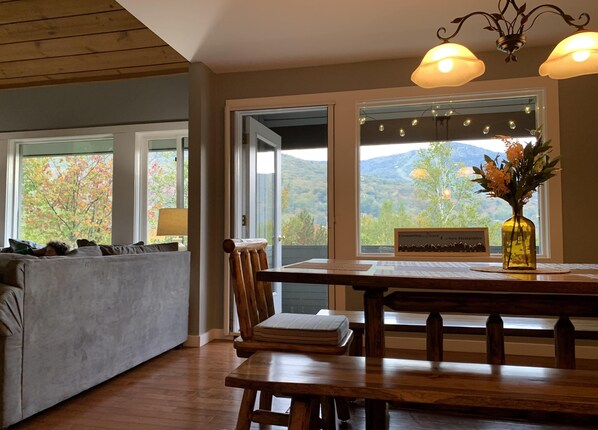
558, 75, 598, 263
188, 62, 219, 336
190, 46, 598, 332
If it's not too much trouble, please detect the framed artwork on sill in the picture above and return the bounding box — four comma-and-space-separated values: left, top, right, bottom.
394, 227, 489, 257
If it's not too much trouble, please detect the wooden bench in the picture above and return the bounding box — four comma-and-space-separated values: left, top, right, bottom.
318, 309, 598, 365
225, 351, 598, 430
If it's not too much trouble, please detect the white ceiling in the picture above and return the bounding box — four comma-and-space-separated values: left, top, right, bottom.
118, 0, 598, 73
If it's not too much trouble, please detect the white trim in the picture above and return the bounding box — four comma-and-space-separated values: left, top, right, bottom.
135, 127, 189, 242
0, 121, 188, 245
223, 104, 233, 337
0, 121, 188, 140
196, 328, 225, 347
184, 335, 200, 348
224, 77, 563, 317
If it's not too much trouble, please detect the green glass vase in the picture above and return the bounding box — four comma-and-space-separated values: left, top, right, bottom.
501, 209, 536, 270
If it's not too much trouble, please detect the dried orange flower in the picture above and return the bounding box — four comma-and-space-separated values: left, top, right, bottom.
483, 161, 511, 198
505, 139, 524, 166
471, 130, 560, 211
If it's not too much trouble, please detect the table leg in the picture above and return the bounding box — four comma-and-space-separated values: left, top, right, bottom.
363, 288, 387, 430
364, 289, 385, 357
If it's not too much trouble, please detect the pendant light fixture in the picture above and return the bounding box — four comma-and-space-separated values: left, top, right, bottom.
412, 0, 598, 88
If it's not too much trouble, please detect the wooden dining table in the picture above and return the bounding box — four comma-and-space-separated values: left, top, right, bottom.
257, 259, 598, 430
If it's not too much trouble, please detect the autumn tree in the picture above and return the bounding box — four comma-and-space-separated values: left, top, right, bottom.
147, 151, 179, 243
20, 154, 113, 246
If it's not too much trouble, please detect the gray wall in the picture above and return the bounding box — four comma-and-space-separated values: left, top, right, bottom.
0, 75, 189, 132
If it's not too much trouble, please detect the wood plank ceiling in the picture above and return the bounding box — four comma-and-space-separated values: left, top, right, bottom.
0, 0, 189, 90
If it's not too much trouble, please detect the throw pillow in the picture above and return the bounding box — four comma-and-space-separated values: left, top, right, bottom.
77, 239, 144, 249
9, 238, 44, 255
67, 245, 102, 257
76, 239, 98, 248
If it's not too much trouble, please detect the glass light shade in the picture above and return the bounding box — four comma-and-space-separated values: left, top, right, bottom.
411, 43, 485, 88
539, 31, 598, 79
157, 208, 188, 236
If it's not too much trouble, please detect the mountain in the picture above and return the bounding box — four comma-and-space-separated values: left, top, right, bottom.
359, 142, 501, 182
281, 142, 532, 225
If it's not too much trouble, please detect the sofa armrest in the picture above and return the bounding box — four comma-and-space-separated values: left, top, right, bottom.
0, 284, 24, 428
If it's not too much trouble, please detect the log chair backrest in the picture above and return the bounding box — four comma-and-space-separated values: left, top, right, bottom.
223, 238, 276, 340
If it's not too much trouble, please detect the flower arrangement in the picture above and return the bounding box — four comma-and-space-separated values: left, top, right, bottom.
471, 129, 560, 270
471, 129, 560, 213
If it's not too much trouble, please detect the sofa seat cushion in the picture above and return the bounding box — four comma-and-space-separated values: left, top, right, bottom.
253, 313, 349, 346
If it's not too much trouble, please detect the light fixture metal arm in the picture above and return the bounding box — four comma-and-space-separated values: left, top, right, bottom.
437, 11, 504, 43
435, 0, 593, 63
522, 4, 589, 33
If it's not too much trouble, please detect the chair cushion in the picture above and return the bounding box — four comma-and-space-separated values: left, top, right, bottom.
253, 313, 350, 346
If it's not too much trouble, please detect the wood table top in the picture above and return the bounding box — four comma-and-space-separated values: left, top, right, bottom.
257, 259, 598, 294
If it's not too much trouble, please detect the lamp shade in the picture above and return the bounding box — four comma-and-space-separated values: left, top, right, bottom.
539, 31, 598, 79
411, 43, 485, 88
157, 208, 188, 236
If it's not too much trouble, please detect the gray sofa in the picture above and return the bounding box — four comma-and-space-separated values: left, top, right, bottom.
0, 250, 190, 428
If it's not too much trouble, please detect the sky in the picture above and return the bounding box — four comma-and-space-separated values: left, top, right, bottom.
284, 138, 511, 161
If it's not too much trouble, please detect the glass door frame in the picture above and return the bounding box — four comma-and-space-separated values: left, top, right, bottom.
224, 104, 336, 336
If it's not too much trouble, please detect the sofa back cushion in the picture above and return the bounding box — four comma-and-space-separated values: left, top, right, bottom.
75, 239, 177, 255
99, 242, 179, 255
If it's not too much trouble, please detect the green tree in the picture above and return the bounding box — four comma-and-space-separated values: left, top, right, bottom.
412, 142, 491, 229
20, 154, 113, 246
361, 201, 415, 245
282, 210, 327, 245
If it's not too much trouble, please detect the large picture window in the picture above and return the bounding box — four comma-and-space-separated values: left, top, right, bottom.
17, 137, 114, 246
359, 95, 543, 255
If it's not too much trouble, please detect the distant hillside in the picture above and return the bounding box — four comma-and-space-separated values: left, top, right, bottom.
282, 142, 537, 226
282, 154, 328, 224
359, 142, 501, 181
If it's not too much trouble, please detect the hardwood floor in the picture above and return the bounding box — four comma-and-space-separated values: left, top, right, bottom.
12, 340, 597, 429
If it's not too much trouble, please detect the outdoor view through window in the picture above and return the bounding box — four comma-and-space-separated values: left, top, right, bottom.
359, 96, 541, 255
18, 138, 114, 246
147, 137, 188, 244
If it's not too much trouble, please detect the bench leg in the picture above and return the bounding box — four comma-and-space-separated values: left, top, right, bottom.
288, 396, 319, 430
259, 391, 273, 410
236, 389, 257, 430
365, 399, 388, 430
350, 327, 364, 356
555, 316, 576, 369
486, 313, 505, 365
426, 311, 443, 361
335, 397, 351, 421
320, 396, 336, 430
